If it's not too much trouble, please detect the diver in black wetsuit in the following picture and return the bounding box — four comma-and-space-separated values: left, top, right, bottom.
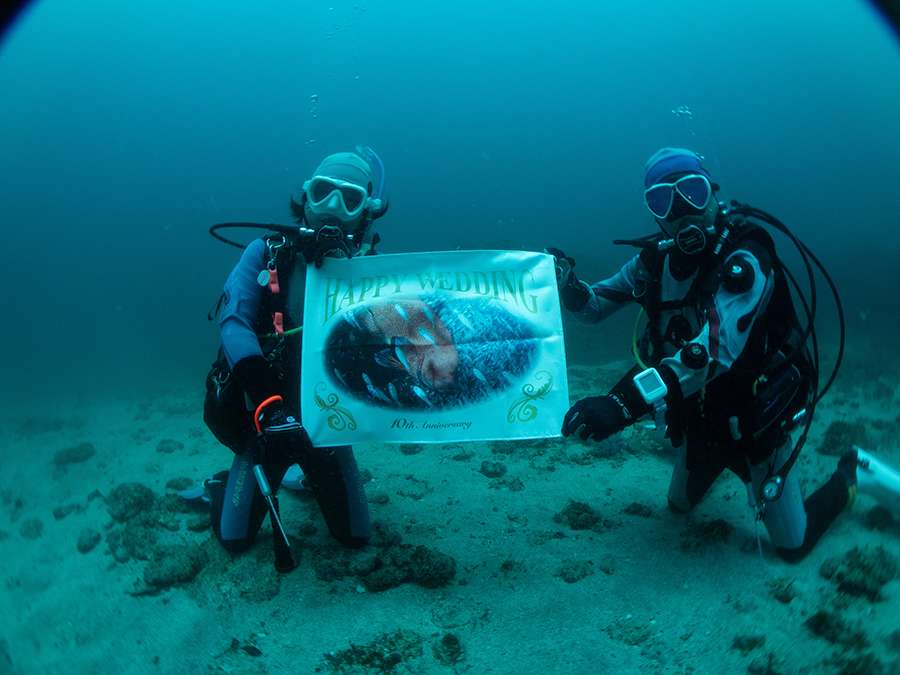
203, 148, 389, 568
549, 148, 900, 562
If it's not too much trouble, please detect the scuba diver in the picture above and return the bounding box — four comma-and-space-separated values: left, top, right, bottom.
199, 147, 389, 571
549, 147, 900, 562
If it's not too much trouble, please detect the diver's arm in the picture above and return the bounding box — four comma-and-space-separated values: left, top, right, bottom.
219, 238, 267, 370
571, 256, 641, 325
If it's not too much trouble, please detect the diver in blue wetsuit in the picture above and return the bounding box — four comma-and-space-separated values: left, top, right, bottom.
549, 148, 900, 562
204, 148, 389, 566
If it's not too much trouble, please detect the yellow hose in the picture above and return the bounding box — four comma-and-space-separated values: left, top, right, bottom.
631, 307, 648, 370
257, 326, 303, 339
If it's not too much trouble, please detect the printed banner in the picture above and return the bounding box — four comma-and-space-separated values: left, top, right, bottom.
300, 250, 568, 445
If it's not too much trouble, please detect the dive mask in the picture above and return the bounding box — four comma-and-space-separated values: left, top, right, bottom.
644, 174, 712, 220
305, 175, 369, 219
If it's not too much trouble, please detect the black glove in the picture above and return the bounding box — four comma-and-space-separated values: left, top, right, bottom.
253, 397, 311, 468
232, 355, 281, 407
544, 247, 590, 312
255, 400, 304, 435
545, 247, 575, 287
561, 394, 632, 443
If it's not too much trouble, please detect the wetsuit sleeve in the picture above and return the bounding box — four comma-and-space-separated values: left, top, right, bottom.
570, 255, 641, 325
660, 243, 775, 398
219, 238, 267, 370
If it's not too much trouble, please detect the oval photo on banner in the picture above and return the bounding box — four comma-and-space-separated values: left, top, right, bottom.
324, 294, 539, 410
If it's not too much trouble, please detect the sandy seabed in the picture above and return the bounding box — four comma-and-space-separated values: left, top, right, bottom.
2, 334, 899, 675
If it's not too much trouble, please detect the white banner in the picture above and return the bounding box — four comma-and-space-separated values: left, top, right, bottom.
300, 250, 568, 445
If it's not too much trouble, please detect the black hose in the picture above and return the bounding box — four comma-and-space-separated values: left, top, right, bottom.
209, 222, 308, 249
727, 203, 846, 492
729, 204, 845, 402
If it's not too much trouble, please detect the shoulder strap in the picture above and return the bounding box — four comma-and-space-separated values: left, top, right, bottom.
255, 234, 303, 336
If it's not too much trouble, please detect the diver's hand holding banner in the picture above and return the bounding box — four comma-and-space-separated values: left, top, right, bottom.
300, 250, 569, 445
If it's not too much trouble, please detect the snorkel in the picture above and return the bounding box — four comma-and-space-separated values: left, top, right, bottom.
357, 145, 386, 208
355, 145, 388, 254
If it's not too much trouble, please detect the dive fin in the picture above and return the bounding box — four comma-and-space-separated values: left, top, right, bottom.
853, 446, 900, 513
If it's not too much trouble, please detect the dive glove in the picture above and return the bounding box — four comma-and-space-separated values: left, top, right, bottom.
232, 355, 281, 407
253, 396, 311, 466
544, 247, 590, 312
255, 398, 304, 435
561, 394, 632, 443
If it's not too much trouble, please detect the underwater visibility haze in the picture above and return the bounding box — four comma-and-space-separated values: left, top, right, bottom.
2, 2, 900, 674
0, 0, 898, 405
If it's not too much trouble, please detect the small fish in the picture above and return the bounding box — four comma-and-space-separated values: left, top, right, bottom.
344, 309, 362, 331
355, 299, 460, 392
374, 337, 414, 372
333, 368, 348, 386
394, 337, 413, 370
411, 385, 433, 407
418, 326, 436, 346
472, 367, 488, 384
374, 348, 397, 369
362, 373, 393, 404
388, 382, 400, 404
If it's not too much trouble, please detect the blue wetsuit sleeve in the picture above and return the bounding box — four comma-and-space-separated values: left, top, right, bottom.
219, 238, 267, 370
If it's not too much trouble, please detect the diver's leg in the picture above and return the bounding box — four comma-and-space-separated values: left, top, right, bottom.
209, 450, 270, 553
297, 445, 371, 547
668, 436, 728, 513
749, 438, 809, 557
765, 438, 853, 563
775, 445, 900, 562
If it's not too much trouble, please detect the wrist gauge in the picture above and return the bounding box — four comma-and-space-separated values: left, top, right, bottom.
633, 367, 668, 405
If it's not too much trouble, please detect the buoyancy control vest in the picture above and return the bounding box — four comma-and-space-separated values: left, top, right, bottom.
632, 214, 813, 460
203, 227, 382, 452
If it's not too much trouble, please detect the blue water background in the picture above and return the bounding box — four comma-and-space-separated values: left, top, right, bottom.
1, 0, 898, 404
